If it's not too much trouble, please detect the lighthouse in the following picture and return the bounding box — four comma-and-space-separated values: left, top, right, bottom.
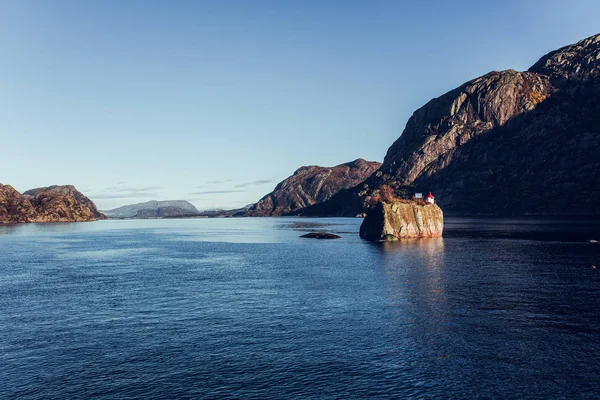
426, 192, 435, 204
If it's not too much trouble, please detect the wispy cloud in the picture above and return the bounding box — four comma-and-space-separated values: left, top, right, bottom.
190, 190, 247, 195
233, 179, 275, 188
91, 192, 160, 200
102, 186, 162, 193
90, 186, 163, 200
201, 179, 233, 186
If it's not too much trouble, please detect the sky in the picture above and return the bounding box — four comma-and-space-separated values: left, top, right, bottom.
1, 0, 598, 210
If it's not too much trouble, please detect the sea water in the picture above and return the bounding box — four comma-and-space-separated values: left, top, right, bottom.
1, 217, 599, 399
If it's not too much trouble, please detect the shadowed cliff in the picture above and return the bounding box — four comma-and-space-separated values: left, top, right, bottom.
248, 159, 380, 216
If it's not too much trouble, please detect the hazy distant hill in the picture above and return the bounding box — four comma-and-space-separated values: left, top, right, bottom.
104, 200, 199, 219
198, 204, 254, 218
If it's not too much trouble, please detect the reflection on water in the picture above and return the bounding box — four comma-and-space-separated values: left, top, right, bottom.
376, 238, 448, 323
0, 221, 99, 236
445, 216, 600, 242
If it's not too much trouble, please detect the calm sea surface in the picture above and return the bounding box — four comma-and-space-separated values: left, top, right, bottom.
1, 217, 599, 399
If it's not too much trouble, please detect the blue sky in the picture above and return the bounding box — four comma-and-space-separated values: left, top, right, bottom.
1, 0, 598, 210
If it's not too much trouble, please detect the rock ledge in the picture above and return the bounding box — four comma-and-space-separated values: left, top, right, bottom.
300, 232, 341, 239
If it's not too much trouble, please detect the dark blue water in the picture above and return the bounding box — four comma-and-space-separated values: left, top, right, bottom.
1, 217, 599, 399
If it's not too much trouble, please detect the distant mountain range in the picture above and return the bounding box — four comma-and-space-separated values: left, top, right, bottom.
103, 200, 200, 219
197, 204, 254, 218
102, 201, 255, 219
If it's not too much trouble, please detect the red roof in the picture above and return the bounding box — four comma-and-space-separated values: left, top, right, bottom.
427, 192, 434, 198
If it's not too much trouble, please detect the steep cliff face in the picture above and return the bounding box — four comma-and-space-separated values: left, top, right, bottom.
359, 202, 443, 241
401, 34, 600, 214
0, 184, 106, 223
307, 33, 600, 216
248, 159, 381, 216
382, 70, 552, 185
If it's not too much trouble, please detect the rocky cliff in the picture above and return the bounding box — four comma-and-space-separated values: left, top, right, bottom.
306, 33, 600, 216
359, 201, 443, 241
0, 184, 106, 223
247, 159, 380, 216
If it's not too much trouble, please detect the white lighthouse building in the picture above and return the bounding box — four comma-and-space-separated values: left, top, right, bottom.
426, 192, 435, 204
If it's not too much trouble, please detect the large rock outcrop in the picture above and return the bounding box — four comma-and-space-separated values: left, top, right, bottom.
305, 33, 600, 216
0, 184, 106, 223
359, 202, 443, 241
248, 159, 380, 216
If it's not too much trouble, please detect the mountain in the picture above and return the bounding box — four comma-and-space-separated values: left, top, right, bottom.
247, 159, 381, 216
0, 184, 106, 223
305, 33, 600, 216
104, 200, 199, 219
198, 204, 255, 218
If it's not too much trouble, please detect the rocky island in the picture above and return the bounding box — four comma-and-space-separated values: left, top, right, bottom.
0, 184, 106, 223
359, 201, 443, 241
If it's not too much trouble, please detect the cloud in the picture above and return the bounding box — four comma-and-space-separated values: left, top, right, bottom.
102, 186, 162, 193
189, 190, 247, 195
90, 186, 163, 200
233, 179, 275, 188
202, 179, 233, 186
91, 192, 161, 200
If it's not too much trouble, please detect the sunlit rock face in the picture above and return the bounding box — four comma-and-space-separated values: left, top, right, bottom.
381, 70, 552, 186
0, 184, 105, 223
359, 201, 443, 241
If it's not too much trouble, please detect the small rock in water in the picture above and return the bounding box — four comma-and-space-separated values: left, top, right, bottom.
300, 232, 341, 239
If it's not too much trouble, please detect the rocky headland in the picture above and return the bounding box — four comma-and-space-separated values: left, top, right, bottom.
0, 184, 106, 223
300, 33, 600, 217
247, 159, 381, 216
